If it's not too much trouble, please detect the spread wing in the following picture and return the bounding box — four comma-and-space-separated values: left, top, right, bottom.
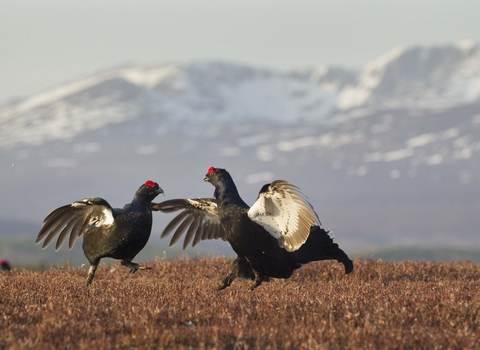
152, 198, 225, 249
35, 197, 115, 251
247, 180, 321, 252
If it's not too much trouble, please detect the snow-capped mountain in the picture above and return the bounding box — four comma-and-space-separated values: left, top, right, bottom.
338, 41, 480, 110
2, 43, 480, 149
0, 61, 341, 148
1, 43, 480, 255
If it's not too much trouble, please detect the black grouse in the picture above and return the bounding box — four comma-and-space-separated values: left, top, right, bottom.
35, 180, 163, 284
1, 259, 11, 271
153, 167, 353, 290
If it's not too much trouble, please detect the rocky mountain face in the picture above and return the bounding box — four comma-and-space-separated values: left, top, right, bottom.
1, 42, 480, 254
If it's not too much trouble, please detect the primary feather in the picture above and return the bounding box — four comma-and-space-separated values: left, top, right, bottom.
153, 198, 223, 249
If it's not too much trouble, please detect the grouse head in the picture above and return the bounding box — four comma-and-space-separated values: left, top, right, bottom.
136, 180, 164, 202
203, 166, 229, 185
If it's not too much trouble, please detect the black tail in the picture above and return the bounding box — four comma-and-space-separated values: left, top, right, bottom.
289, 226, 353, 274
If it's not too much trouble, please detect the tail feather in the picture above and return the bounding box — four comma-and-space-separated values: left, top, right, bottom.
289, 226, 353, 274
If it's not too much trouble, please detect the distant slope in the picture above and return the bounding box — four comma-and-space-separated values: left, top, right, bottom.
0, 218, 39, 236
3, 234, 480, 270
0, 235, 232, 269
360, 247, 480, 263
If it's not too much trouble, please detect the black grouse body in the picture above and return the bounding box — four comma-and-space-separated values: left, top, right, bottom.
214, 176, 298, 279
154, 167, 352, 290
36, 180, 163, 284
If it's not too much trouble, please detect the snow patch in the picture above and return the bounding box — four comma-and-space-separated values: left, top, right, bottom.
425, 154, 444, 165
384, 148, 415, 162
257, 145, 275, 162
244, 172, 274, 184
406, 133, 437, 148
277, 132, 365, 152
120, 64, 182, 89
442, 128, 460, 139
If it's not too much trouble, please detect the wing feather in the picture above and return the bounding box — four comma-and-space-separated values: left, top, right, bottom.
247, 180, 321, 252
35, 206, 71, 243
208, 223, 219, 240
42, 205, 70, 224
35, 197, 114, 251
161, 210, 190, 239
41, 215, 73, 249
69, 217, 88, 250
55, 218, 78, 251
154, 198, 224, 249
170, 215, 196, 247
192, 219, 206, 247
183, 216, 201, 249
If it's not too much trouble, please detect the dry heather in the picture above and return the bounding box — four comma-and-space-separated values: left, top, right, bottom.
1, 257, 479, 349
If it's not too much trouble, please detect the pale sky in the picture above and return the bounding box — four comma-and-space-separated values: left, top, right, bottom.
1, 0, 480, 105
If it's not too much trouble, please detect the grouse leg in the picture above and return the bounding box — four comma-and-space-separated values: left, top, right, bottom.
249, 270, 269, 291
218, 275, 233, 290
121, 260, 151, 274
218, 258, 239, 290
86, 261, 99, 285
218, 256, 255, 290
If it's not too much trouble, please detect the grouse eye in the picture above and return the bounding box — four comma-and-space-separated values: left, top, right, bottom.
207, 166, 215, 174
144, 180, 155, 188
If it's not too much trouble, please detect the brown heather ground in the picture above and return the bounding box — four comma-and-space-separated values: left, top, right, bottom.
1, 257, 480, 350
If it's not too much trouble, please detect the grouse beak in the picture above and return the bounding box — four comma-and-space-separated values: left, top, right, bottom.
203, 175, 209, 182
152, 182, 164, 196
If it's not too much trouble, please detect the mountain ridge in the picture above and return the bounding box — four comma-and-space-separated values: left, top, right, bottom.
2, 42, 479, 148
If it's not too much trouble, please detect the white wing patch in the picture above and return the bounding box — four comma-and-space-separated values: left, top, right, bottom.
248, 180, 320, 252
91, 207, 115, 227
72, 198, 114, 227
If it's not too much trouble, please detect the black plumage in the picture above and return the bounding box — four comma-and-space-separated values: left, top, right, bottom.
153, 167, 352, 290
1, 259, 11, 271
35, 180, 163, 284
